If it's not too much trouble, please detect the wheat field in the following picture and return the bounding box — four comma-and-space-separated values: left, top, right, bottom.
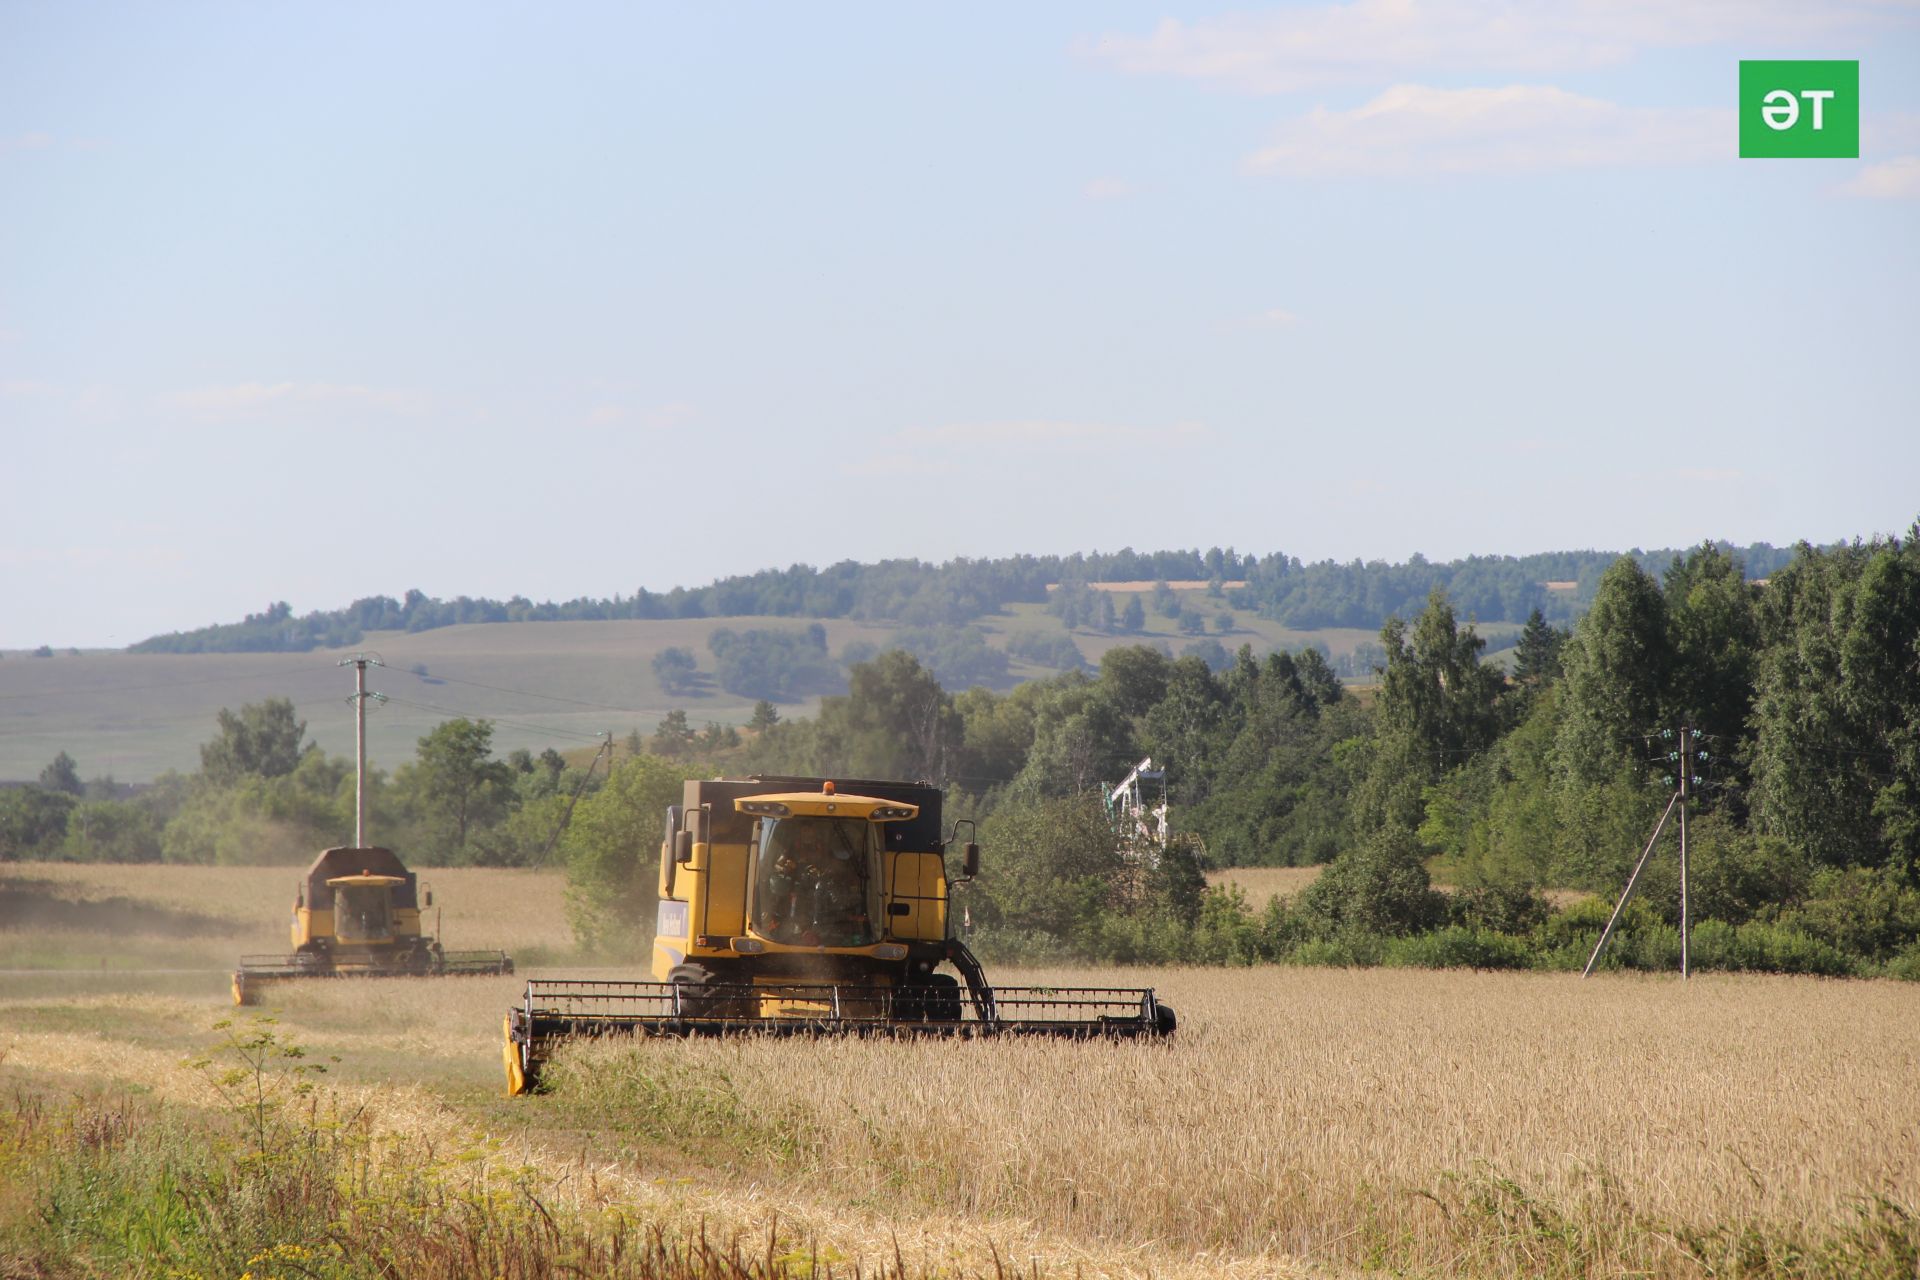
3, 861, 1916, 1277
1206, 865, 1325, 906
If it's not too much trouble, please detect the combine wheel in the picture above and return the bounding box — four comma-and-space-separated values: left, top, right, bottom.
898, 973, 963, 1022
232, 970, 254, 1007
1152, 1002, 1177, 1036
667, 963, 748, 1019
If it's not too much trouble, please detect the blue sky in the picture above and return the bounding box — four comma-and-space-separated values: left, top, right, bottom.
3, 1, 1916, 648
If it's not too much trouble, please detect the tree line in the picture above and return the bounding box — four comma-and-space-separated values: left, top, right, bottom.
126, 543, 1799, 653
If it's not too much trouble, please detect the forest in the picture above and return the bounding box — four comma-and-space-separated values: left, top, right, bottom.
11, 533, 1916, 981
124, 542, 1802, 653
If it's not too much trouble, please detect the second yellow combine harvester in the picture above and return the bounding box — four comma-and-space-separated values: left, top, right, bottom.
503, 775, 1175, 1093
233, 846, 514, 1005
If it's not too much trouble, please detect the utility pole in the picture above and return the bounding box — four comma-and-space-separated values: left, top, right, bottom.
339, 654, 386, 848
1583, 724, 1709, 980
1679, 724, 1692, 980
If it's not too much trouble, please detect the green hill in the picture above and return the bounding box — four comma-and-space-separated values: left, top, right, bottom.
0, 596, 1476, 784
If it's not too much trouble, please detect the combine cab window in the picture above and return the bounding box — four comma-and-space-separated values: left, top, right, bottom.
752, 816, 877, 947
335, 884, 394, 943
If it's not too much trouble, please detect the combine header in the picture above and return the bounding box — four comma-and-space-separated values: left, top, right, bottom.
233, 845, 513, 1005
503, 775, 1173, 1094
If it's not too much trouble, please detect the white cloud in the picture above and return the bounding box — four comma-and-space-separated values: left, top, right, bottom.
1087, 1, 1911, 93
1253, 307, 1302, 326
849, 453, 952, 478
1083, 176, 1141, 200
162, 381, 430, 419
0, 543, 185, 571
1245, 84, 1727, 176
3, 378, 125, 421
643, 401, 697, 430
1840, 156, 1920, 198
585, 400, 697, 429
0, 131, 54, 153
897, 420, 1211, 451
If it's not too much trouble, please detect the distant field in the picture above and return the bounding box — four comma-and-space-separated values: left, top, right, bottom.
0, 599, 1464, 783
1058, 579, 1247, 592
0, 617, 905, 783
1207, 865, 1324, 905
1208, 864, 1595, 911
3, 861, 1914, 1278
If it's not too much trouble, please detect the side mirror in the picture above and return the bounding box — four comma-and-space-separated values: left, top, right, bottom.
674, 830, 693, 865
962, 842, 980, 879
423, 888, 433, 908
664, 804, 683, 847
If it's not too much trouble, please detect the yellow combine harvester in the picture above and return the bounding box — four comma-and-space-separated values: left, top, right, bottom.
503, 775, 1175, 1094
232, 846, 513, 1005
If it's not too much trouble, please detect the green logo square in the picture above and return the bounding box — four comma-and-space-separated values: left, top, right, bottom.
1740, 60, 1859, 158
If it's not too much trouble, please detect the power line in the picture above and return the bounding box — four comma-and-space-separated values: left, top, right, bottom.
379, 694, 610, 744
407, 671, 650, 714
0, 664, 341, 701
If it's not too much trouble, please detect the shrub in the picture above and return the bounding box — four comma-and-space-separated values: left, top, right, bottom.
1296, 826, 1447, 939
1884, 941, 1920, 981
1383, 926, 1533, 970
1781, 866, 1920, 961
1286, 934, 1384, 968
1449, 881, 1552, 934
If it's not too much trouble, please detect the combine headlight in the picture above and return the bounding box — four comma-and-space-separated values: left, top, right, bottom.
729, 937, 767, 954
738, 801, 791, 817
871, 943, 908, 960
869, 806, 917, 820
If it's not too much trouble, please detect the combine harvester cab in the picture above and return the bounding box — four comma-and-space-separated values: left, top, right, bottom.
234, 846, 513, 1005
503, 776, 1174, 1095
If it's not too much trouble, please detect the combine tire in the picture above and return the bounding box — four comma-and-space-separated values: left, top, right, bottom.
667, 963, 749, 1019
898, 973, 963, 1022
1153, 1002, 1177, 1036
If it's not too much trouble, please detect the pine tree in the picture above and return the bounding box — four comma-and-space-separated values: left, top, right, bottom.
1513, 608, 1566, 683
